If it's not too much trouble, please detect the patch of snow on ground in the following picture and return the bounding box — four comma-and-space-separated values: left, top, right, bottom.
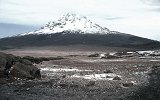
150, 60, 160, 62
137, 51, 154, 54
99, 53, 106, 58
81, 59, 125, 62
40, 67, 92, 72
71, 73, 121, 80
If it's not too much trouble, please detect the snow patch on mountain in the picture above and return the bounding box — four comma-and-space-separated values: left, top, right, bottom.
21, 13, 111, 35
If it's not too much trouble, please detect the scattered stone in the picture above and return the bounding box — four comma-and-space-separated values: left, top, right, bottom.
17, 92, 21, 95
106, 75, 112, 78
101, 55, 120, 59
26, 88, 30, 91
88, 53, 100, 57
14, 89, 19, 92
114, 52, 127, 56
113, 76, 121, 80
58, 83, 68, 88
85, 81, 95, 87
41, 75, 47, 78
103, 70, 113, 73
122, 82, 134, 87
62, 74, 66, 78
70, 81, 79, 88
79, 72, 84, 76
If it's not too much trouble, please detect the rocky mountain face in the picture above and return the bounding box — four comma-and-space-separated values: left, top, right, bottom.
0, 13, 160, 50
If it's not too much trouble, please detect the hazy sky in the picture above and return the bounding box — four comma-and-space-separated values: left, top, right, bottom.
0, 0, 160, 41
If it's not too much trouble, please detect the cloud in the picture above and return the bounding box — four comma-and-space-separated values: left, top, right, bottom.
105, 17, 124, 20
141, 0, 160, 5
149, 7, 160, 11
140, 0, 160, 12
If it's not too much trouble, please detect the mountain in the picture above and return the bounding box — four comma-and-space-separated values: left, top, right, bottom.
21, 13, 110, 35
0, 13, 160, 50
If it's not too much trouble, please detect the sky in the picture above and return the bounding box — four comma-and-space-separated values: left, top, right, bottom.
0, 0, 160, 41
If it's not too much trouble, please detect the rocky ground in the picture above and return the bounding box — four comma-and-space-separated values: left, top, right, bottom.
1, 48, 160, 100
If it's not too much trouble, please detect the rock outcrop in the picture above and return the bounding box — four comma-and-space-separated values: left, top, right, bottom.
0, 52, 41, 84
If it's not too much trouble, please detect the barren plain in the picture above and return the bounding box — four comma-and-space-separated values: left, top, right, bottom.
1, 46, 160, 100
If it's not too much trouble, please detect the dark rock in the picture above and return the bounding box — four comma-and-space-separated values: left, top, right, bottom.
85, 81, 95, 87
41, 74, 47, 78
114, 52, 127, 56
101, 55, 120, 59
122, 82, 134, 87
0, 52, 41, 83
106, 75, 112, 78
0, 52, 15, 71
88, 53, 100, 57
34, 69, 41, 79
14, 89, 19, 92
113, 76, 122, 80
22, 56, 64, 64
19, 59, 32, 65
0, 78, 8, 84
62, 74, 66, 78
10, 62, 41, 79
0, 52, 17, 79
23, 56, 42, 64
58, 83, 68, 88
17, 92, 21, 95
69, 81, 79, 88
103, 70, 113, 73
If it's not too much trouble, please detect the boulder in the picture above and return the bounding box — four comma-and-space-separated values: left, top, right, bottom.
113, 76, 122, 80
19, 59, 32, 65
0, 52, 15, 71
0, 52, 17, 79
122, 82, 134, 87
101, 55, 120, 59
103, 70, 113, 73
88, 53, 100, 57
85, 81, 95, 87
10, 62, 41, 79
0, 52, 41, 82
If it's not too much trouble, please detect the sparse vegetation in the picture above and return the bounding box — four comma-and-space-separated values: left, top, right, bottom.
22, 56, 64, 64
88, 53, 100, 57
1, 49, 160, 100
128, 66, 160, 100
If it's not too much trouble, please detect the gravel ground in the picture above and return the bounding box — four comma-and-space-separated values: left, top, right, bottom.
1, 49, 160, 100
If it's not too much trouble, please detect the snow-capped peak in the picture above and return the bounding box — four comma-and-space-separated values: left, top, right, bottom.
22, 13, 110, 35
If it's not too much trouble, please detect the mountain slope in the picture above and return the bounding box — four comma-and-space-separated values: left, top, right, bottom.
0, 13, 160, 50
0, 32, 159, 50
